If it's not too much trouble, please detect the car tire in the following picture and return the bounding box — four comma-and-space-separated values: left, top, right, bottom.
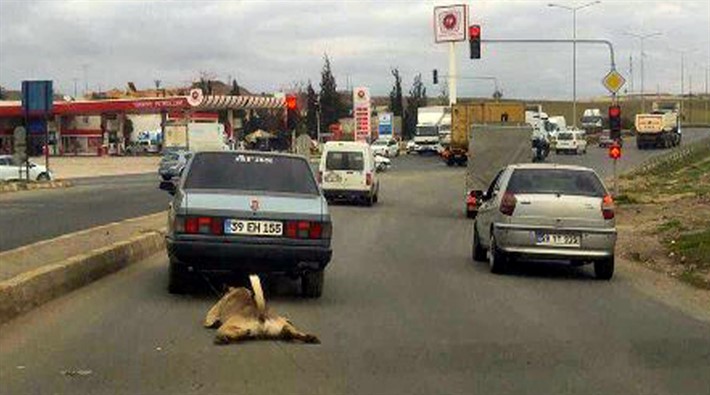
301, 269, 324, 298
36, 172, 51, 181
373, 192, 379, 204
168, 258, 191, 294
472, 223, 486, 262
594, 257, 614, 280
488, 233, 508, 274
365, 194, 374, 206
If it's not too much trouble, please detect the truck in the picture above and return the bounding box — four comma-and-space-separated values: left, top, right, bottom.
581, 108, 604, 133
634, 102, 681, 149
164, 121, 229, 153
413, 106, 450, 154
445, 102, 526, 166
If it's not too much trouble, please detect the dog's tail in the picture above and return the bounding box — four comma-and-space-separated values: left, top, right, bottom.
249, 274, 266, 315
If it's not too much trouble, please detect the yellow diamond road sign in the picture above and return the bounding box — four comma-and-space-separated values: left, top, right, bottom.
602, 69, 626, 93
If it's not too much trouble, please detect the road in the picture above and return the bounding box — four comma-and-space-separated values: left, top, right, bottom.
1, 134, 709, 394
0, 173, 170, 251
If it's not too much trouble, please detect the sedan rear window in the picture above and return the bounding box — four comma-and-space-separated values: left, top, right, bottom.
184, 153, 318, 195
326, 151, 364, 171
506, 169, 606, 197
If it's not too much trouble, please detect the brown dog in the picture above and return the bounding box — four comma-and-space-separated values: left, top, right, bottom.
204, 275, 320, 345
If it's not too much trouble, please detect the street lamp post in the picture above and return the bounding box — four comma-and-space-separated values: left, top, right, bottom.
548, 1, 600, 128
624, 31, 662, 113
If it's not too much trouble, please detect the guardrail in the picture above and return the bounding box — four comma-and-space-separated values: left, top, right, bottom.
626, 136, 710, 177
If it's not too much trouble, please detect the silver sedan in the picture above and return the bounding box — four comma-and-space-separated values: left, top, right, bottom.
471, 163, 617, 279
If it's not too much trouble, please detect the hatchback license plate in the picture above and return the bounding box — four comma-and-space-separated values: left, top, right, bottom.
536, 232, 580, 247
224, 220, 283, 236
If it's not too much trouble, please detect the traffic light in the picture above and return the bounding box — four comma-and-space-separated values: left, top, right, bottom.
286, 94, 299, 130
433, 69, 438, 85
469, 25, 481, 59
608, 105, 621, 140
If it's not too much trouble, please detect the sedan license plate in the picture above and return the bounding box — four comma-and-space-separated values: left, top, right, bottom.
536, 232, 580, 247
224, 220, 283, 236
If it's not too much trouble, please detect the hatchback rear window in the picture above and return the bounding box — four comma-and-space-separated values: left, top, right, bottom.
326, 151, 364, 171
184, 153, 318, 195
557, 133, 573, 140
506, 169, 606, 197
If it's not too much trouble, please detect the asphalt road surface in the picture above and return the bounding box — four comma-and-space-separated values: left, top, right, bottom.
1, 137, 709, 394
0, 173, 170, 251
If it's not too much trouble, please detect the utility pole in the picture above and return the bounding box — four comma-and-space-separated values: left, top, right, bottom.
548, 1, 600, 128
629, 54, 634, 93
625, 31, 662, 113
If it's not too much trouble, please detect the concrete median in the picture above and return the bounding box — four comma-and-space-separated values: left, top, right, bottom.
0, 179, 73, 194
0, 215, 166, 325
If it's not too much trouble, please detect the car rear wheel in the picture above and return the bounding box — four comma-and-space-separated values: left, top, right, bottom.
168, 258, 192, 294
472, 223, 486, 262
488, 234, 508, 274
301, 269, 324, 298
37, 172, 51, 181
594, 257, 614, 280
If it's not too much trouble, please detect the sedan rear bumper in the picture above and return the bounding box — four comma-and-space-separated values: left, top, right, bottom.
494, 223, 616, 261
166, 236, 332, 273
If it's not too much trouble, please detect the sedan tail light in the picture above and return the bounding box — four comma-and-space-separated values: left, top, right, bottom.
602, 194, 615, 220
285, 220, 331, 239
499, 192, 517, 216
178, 216, 223, 235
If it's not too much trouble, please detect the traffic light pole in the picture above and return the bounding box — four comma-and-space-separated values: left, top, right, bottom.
481, 38, 617, 72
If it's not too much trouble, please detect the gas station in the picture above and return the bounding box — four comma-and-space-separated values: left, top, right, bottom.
0, 92, 286, 156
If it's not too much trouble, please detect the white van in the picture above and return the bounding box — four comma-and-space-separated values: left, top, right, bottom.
555, 130, 588, 155
319, 141, 379, 205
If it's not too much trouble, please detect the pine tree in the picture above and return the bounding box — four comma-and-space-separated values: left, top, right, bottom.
305, 81, 319, 138
319, 55, 342, 132
389, 68, 404, 116
404, 73, 427, 139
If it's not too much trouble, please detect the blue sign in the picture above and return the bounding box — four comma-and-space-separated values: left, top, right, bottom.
378, 112, 393, 136
21, 80, 53, 115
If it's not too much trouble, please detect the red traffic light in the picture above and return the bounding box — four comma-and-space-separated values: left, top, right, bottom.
608, 143, 621, 160
608, 105, 620, 118
469, 25, 481, 39
286, 95, 297, 110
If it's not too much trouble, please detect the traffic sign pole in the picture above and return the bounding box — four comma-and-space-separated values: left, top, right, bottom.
613, 158, 618, 197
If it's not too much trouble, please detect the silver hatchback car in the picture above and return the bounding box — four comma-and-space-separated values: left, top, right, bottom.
163, 151, 332, 296
472, 163, 616, 279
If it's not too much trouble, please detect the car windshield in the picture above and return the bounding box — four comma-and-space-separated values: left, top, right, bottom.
183, 152, 318, 195
372, 140, 388, 146
162, 152, 180, 161
506, 168, 606, 197
326, 151, 364, 171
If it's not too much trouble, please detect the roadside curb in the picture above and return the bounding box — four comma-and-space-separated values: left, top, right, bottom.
0, 179, 73, 194
0, 229, 165, 325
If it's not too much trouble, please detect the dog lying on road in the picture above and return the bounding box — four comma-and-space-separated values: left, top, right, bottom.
204, 275, 320, 345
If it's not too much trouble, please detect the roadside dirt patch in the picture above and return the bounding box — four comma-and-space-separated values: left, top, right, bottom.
29, 155, 160, 179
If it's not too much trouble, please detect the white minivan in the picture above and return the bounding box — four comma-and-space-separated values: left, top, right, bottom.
319, 141, 379, 206
555, 130, 587, 155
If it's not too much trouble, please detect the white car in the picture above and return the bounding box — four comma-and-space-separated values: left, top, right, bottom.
0, 155, 53, 181
319, 141, 379, 206
370, 138, 399, 157
555, 131, 587, 155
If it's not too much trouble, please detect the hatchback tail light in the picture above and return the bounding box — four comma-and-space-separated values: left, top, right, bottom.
602, 194, 615, 220
499, 192, 517, 216
366, 173, 372, 186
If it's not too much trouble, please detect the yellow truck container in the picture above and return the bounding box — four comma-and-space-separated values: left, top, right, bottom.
444, 102, 525, 166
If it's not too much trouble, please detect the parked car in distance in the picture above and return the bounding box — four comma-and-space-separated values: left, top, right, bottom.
405, 140, 416, 154
0, 155, 53, 181
472, 163, 616, 279
158, 150, 192, 180
555, 130, 587, 155
162, 151, 332, 297
370, 138, 399, 157
319, 141, 379, 206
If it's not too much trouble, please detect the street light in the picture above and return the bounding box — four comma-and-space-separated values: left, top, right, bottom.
668, 48, 697, 122
624, 31, 662, 112
548, 0, 601, 128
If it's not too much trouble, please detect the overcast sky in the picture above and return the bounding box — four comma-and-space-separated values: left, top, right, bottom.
1, 0, 709, 100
